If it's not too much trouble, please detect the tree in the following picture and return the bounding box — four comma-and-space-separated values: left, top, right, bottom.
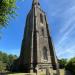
3, 53, 9, 63
0, 51, 3, 61
65, 57, 75, 75
0, 51, 9, 63
0, 0, 16, 28
6, 54, 17, 71
58, 59, 67, 69
0, 51, 18, 72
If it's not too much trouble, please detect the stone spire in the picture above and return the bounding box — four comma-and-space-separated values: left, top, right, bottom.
14, 0, 60, 74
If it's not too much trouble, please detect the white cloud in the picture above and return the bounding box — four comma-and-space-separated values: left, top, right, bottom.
60, 18, 75, 33
55, 4, 75, 49
56, 24, 75, 49
56, 45, 75, 59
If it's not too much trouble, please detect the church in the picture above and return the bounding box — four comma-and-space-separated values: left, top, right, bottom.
16, 0, 60, 75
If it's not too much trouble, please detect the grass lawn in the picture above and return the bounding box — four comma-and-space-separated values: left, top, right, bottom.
8, 73, 26, 75
8, 73, 36, 75
0, 69, 65, 75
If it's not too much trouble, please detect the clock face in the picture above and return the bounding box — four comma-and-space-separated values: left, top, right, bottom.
40, 23, 44, 27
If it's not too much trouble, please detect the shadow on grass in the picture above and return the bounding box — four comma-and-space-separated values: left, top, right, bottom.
0, 72, 25, 75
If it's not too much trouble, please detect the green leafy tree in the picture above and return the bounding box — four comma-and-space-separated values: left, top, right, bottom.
0, 51, 3, 61
0, 51, 18, 71
66, 57, 75, 75
7, 54, 17, 71
0, 0, 16, 28
0, 51, 9, 63
58, 59, 67, 69
2, 53, 9, 63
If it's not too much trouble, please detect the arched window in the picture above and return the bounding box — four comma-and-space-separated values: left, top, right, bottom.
40, 14, 43, 23
43, 47, 48, 60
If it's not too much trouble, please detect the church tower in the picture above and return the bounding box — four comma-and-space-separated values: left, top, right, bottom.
19, 0, 60, 74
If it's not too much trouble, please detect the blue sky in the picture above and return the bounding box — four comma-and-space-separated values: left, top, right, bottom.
0, 0, 75, 59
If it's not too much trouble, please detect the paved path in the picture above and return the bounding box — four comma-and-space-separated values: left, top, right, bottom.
65, 70, 72, 75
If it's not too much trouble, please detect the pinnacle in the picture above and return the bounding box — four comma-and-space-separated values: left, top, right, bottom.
33, 0, 39, 5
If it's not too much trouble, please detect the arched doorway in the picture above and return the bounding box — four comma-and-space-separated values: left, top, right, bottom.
43, 47, 48, 60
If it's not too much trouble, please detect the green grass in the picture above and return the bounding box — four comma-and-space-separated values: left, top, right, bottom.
3, 69, 65, 75
8, 73, 36, 75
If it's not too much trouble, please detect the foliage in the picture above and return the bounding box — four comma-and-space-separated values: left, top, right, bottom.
0, 51, 17, 72
7, 54, 17, 71
65, 57, 75, 75
0, 0, 16, 28
58, 59, 67, 69
0, 61, 6, 72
